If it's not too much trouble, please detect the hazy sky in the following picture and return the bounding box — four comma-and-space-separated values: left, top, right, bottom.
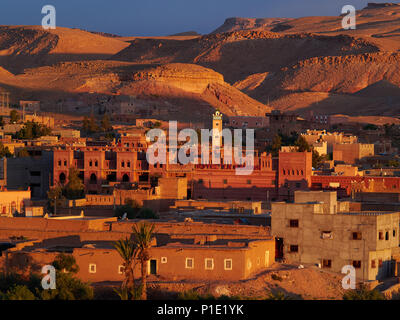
0, 0, 392, 36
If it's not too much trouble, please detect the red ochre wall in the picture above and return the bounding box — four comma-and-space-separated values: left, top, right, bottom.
4, 239, 275, 282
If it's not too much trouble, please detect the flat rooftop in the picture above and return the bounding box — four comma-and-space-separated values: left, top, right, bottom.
338, 211, 399, 216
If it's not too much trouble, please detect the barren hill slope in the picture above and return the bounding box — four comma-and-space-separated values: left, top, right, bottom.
0, 26, 129, 73
211, 17, 293, 34
2, 3, 400, 119
211, 3, 400, 50
112, 31, 378, 84
0, 61, 270, 121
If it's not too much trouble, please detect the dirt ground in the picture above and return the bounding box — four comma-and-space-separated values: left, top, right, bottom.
142, 263, 346, 300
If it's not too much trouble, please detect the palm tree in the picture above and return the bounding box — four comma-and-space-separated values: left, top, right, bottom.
113, 237, 137, 294
132, 222, 155, 300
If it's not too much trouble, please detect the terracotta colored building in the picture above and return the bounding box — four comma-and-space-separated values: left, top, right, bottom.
278, 151, 312, 201
0, 218, 275, 283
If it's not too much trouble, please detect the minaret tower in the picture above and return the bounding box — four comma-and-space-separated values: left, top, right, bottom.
212, 110, 223, 148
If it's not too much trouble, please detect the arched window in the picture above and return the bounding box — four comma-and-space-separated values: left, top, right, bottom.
90, 173, 97, 184
122, 174, 130, 183
59, 172, 66, 184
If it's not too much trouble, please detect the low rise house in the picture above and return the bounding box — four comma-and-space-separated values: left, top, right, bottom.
0, 189, 31, 216
271, 190, 400, 281
0, 218, 275, 282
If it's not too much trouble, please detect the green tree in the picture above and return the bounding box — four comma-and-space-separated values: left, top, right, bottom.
312, 150, 325, 169
266, 291, 293, 300
269, 134, 282, 156
63, 167, 85, 199
15, 121, 52, 140
3, 285, 36, 300
100, 114, 112, 132
47, 185, 64, 213
114, 198, 141, 219
52, 253, 79, 274
343, 285, 385, 300
82, 116, 90, 132
0, 142, 12, 158
82, 114, 100, 134
16, 148, 30, 158
132, 222, 155, 300
295, 136, 311, 152
9, 110, 20, 123
113, 238, 137, 298
137, 208, 159, 219
388, 159, 400, 168
39, 272, 93, 300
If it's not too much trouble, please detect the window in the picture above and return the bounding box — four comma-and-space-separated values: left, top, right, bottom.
118, 265, 124, 274
161, 257, 167, 264
394, 229, 396, 238
58, 160, 61, 166
289, 219, 299, 228
385, 231, 389, 241
371, 260, 376, 269
185, 258, 194, 269
121, 161, 125, 168
95, 161, 98, 167
205, 258, 214, 270
289, 245, 298, 253
321, 231, 333, 239
89, 161, 92, 167
322, 259, 332, 268
64, 160, 67, 166
379, 259, 383, 268
352, 261, 361, 269
352, 232, 362, 240
247, 180, 251, 185
224, 259, 232, 270
127, 161, 131, 168
89, 264, 96, 273
379, 232, 384, 240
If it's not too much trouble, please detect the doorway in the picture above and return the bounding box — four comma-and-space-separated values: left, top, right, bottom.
275, 238, 284, 261
149, 259, 157, 275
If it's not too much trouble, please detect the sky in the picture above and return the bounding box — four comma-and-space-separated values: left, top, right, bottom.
0, 0, 393, 36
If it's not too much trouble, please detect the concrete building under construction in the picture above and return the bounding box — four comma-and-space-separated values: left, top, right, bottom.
271, 191, 400, 281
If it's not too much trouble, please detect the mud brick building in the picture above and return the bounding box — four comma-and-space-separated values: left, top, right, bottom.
0, 218, 275, 282
271, 191, 400, 281
333, 143, 375, 164
0, 189, 31, 216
